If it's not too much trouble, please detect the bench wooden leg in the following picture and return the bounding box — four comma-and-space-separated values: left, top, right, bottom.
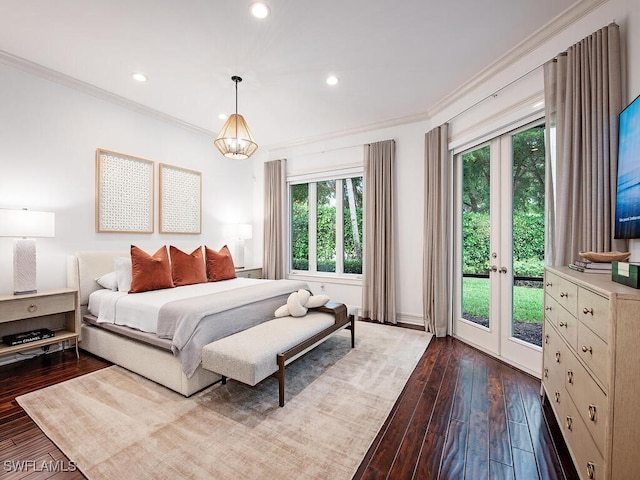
277, 354, 286, 407
349, 314, 355, 348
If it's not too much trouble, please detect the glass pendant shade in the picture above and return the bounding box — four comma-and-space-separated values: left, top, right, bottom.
214, 113, 258, 160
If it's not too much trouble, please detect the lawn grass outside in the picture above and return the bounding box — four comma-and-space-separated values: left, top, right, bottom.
462, 277, 543, 323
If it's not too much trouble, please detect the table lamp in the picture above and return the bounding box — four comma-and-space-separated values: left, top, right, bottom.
0, 208, 55, 295
224, 223, 252, 269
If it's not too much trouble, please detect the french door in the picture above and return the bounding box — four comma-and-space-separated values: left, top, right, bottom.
454, 122, 545, 375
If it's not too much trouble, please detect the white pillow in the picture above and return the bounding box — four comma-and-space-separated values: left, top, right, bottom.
95, 271, 118, 291
114, 256, 132, 292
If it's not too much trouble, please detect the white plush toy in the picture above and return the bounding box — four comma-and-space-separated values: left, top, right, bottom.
274, 289, 330, 317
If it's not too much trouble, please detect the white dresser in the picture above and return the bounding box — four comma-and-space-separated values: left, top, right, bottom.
542, 266, 640, 480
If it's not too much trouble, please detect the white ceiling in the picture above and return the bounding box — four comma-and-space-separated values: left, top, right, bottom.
0, 0, 578, 149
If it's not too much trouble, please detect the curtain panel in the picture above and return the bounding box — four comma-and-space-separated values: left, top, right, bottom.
423, 125, 450, 336
362, 140, 397, 324
263, 159, 287, 279
544, 23, 627, 266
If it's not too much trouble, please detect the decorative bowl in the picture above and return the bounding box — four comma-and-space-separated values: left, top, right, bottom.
578, 251, 631, 262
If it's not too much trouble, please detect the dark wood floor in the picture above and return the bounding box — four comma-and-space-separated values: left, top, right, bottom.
0, 337, 578, 480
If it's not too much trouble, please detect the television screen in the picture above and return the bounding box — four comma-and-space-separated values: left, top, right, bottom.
615, 93, 640, 239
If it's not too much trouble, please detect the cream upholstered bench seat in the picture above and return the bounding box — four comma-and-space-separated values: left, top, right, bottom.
201, 303, 353, 406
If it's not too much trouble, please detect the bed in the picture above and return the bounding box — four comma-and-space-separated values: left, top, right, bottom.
66, 250, 309, 396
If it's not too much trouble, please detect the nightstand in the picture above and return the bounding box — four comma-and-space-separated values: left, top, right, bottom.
235, 267, 263, 279
0, 288, 79, 359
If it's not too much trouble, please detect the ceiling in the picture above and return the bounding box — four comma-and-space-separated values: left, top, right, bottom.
0, 0, 578, 149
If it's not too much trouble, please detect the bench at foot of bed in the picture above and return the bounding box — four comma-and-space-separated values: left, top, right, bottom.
201, 302, 354, 406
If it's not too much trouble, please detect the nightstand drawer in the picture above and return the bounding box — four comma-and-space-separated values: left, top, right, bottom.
235, 268, 262, 279
0, 293, 75, 323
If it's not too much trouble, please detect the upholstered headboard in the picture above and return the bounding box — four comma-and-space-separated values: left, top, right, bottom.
66, 250, 128, 313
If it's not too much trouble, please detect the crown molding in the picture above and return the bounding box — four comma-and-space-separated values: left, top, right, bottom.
427, 0, 608, 118
264, 111, 430, 152
0, 49, 216, 139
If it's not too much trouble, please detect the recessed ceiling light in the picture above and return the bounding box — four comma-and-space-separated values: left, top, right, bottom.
326, 75, 339, 86
218, 113, 228, 120
250, 2, 270, 19
132, 72, 148, 82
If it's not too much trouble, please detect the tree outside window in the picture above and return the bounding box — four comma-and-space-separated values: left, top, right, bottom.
290, 176, 363, 275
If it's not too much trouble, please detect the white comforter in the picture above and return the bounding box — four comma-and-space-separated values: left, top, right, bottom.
90, 277, 269, 333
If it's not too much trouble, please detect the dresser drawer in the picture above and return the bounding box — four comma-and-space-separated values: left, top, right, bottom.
577, 322, 609, 391
564, 351, 608, 456
562, 396, 606, 480
542, 321, 569, 407
0, 292, 75, 323
577, 288, 609, 344
555, 303, 578, 352
545, 270, 578, 315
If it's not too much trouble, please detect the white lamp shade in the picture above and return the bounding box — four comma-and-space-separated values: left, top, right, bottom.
223, 223, 252, 240
0, 209, 55, 238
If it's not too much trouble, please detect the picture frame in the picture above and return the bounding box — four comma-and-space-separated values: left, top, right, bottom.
95, 149, 154, 233
159, 163, 202, 234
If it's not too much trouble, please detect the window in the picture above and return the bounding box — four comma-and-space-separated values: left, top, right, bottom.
289, 173, 363, 276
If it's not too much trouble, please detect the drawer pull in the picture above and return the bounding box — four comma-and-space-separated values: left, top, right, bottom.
565, 415, 573, 430
587, 462, 595, 479
27, 304, 37, 313
555, 351, 561, 363
588, 404, 597, 421
582, 345, 593, 354
545, 334, 549, 345
583, 307, 594, 315
560, 291, 569, 298
544, 367, 548, 378
545, 306, 552, 311
546, 281, 552, 287
567, 369, 574, 384
559, 321, 567, 328
554, 391, 561, 403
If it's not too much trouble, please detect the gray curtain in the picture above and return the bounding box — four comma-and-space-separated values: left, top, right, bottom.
263, 159, 286, 279
362, 140, 396, 324
423, 125, 450, 336
544, 23, 627, 266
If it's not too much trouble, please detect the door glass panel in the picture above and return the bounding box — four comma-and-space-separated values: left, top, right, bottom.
316, 180, 336, 272
511, 126, 545, 346
462, 145, 491, 328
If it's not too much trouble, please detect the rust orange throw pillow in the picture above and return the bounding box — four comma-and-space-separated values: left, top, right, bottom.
205, 245, 237, 282
169, 246, 206, 286
129, 245, 175, 293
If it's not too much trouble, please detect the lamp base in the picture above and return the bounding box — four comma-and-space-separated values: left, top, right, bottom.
233, 239, 245, 269
14, 238, 37, 295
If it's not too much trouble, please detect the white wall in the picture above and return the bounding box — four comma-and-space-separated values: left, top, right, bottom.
253, 0, 640, 326
0, 63, 254, 295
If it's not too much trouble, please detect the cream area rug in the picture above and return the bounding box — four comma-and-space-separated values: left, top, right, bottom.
17, 321, 431, 480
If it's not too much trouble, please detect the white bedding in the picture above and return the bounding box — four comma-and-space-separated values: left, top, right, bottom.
90, 277, 271, 334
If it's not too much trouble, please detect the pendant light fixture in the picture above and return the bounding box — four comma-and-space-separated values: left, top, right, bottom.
214, 75, 258, 159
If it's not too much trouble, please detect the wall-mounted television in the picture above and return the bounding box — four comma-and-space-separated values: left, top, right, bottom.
615, 93, 640, 239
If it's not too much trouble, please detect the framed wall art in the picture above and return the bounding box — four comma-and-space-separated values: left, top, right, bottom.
96, 149, 154, 233
159, 163, 202, 234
